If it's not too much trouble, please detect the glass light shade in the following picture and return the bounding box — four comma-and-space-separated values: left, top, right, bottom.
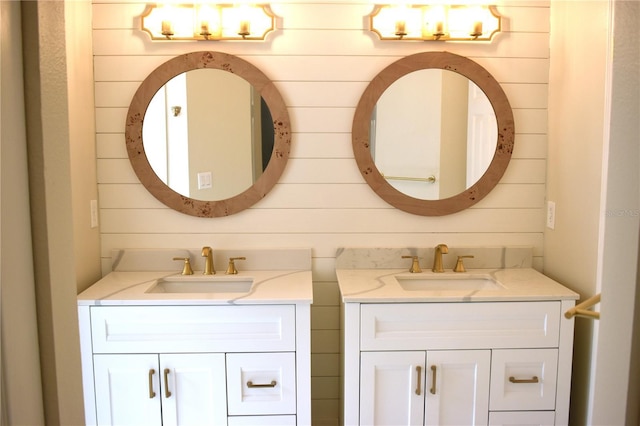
370, 4, 501, 41
141, 3, 275, 41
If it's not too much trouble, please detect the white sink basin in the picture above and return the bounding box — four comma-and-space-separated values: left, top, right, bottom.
396, 274, 504, 291
146, 276, 254, 294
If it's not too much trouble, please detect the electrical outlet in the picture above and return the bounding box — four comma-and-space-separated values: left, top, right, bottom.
546, 200, 556, 229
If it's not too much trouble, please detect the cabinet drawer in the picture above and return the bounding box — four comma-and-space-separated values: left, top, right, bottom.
490, 349, 558, 411
489, 411, 555, 425
361, 302, 560, 350
226, 352, 297, 416
90, 305, 295, 353
228, 415, 296, 425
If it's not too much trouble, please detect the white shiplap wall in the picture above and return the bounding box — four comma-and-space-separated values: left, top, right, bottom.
92, 2, 549, 423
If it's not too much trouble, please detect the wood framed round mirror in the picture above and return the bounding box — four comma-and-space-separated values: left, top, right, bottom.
352, 51, 514, 216
125, 51, 291, 217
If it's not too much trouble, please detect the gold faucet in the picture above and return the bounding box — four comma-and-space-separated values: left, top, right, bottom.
432, 244, 449, 273
201, 246, 215, 275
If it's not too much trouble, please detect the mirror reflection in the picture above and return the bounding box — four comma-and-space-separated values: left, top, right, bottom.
125, 51, 291, 218
371, 69, 497, 200
143, 69, 274, 201
351, 51, 514, 216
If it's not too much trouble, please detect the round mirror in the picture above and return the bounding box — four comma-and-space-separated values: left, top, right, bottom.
126, 51, 291, 217
352, 51, 514, 216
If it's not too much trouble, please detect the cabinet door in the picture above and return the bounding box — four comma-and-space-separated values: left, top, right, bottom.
160, 354, 227, 426
425, 350, 490, 426
94, 354, 162, 426
360, 351, 426, 425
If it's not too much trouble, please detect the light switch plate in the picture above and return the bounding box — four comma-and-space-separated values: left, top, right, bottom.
197, 171, 212, 189
546, 201, 556, 229
90, 199, 99, 228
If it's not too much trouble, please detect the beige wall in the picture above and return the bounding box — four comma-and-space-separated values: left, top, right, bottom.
547, 1, 640, 424
186, 70, 253, 199
0, 2, 45, 424
589, 1, 639, 424
21, 1, 80, 423
546, 2, 609, 424
16, 1, 98, 424
94, 2, 551, 422
66, 1, 102, 294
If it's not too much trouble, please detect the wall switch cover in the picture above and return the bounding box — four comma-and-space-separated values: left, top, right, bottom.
90, 199, 99, 228
197, 172, 212, 189
546, 200, 556, 229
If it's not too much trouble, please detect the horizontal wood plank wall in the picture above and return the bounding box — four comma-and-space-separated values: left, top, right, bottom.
92, 2, 550, 423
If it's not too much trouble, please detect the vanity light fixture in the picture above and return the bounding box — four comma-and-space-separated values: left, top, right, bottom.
369, 3, 501, 41
141, 3, 275, 41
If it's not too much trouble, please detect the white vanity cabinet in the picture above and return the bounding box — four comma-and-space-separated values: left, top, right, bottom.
342, 300, 575, 426
79, 304, 309, 426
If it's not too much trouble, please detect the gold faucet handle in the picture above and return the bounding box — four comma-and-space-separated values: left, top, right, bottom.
402, 255, 422, 273
226, 257, 246, 275
173, 257, 194, 275
453, 255, 474, 273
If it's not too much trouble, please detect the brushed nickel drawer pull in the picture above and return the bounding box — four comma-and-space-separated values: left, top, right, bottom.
164, 368, 172, 397
148, 369, 156, 398
509, 375, 539, 384
247, 380, 277, 388
430, 365, 437, 394
415, 366, 422, 395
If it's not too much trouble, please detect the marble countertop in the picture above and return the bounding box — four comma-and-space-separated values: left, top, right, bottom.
337, 268, 579, 303
78, 270, 313, 306
78, 247, 313, 306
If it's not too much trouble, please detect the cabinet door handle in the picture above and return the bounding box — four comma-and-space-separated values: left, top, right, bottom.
430, 365, 437, 394
247, 380, 277, 388
509, 375, 539, 384
164, 368, 172, 397
415, 366, 422, 395
148, 369, 156, 399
